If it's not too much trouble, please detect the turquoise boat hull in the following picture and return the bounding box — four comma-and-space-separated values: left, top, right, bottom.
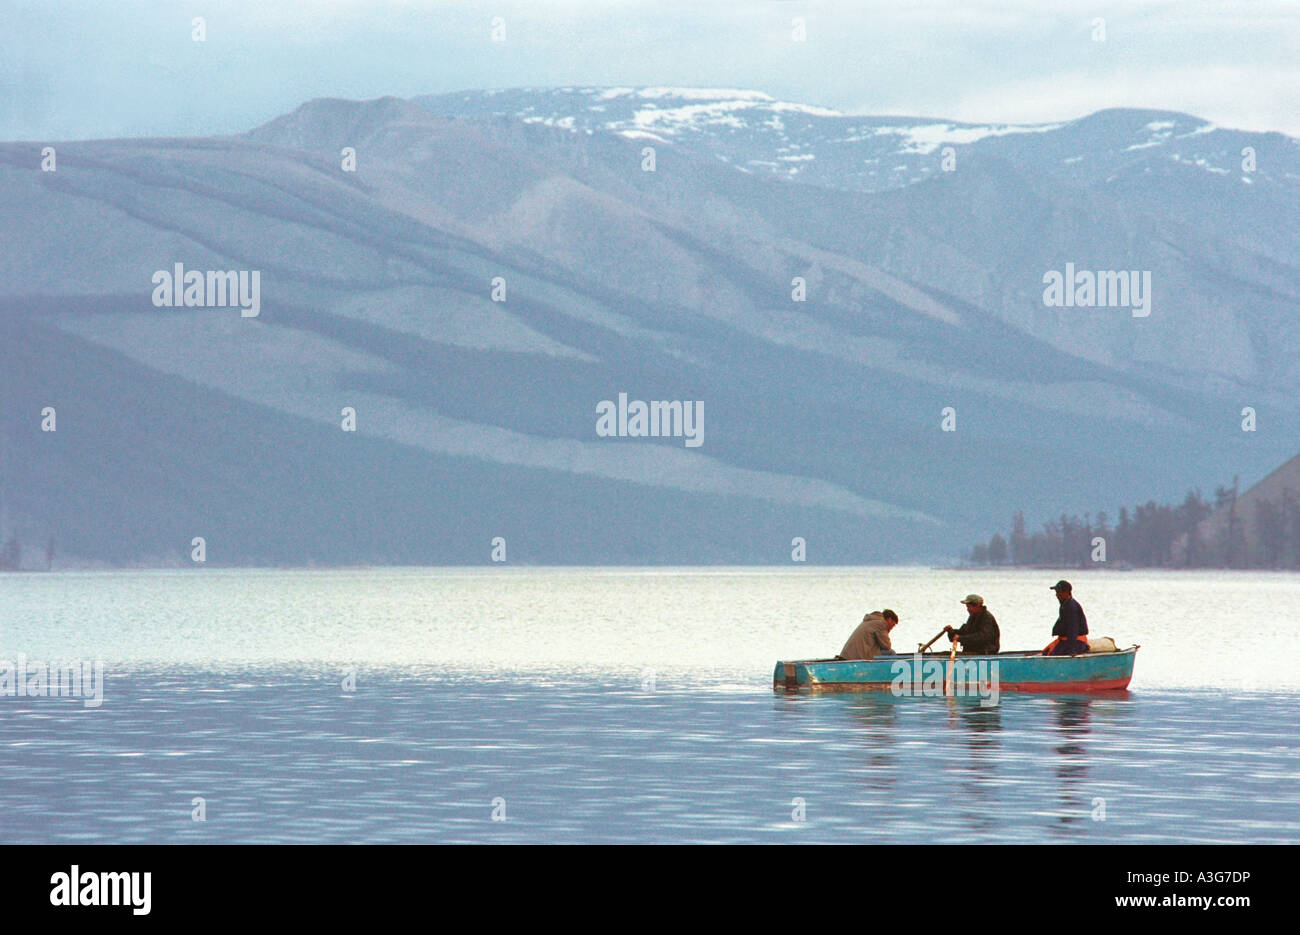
773, 647, 1139, 694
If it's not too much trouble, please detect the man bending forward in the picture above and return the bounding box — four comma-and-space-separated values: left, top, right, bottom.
837, 609, 899, 661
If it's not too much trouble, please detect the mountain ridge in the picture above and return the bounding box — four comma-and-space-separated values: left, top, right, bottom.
1, 89, 1295, 566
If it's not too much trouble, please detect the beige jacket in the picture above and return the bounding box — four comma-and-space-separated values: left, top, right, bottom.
838, 612, 894, 661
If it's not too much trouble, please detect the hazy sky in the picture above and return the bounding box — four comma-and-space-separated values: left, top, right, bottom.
2, 0, 1297, 140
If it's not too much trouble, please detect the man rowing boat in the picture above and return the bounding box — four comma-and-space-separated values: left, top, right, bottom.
944, 593, 1000, 655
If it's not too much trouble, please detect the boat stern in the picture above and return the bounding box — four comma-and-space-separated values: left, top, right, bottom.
773, 660, 807, 692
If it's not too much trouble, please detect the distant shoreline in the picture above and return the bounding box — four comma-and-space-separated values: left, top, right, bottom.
3, 562, 1296, 574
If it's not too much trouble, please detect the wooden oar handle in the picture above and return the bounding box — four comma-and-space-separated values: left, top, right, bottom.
918, 627, 949, 652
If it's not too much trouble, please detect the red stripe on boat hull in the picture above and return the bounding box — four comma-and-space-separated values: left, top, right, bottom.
995, 677, 1132, 693
791, 676, 1134, 694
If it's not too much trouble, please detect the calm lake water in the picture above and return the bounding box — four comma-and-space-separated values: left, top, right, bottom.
1, 567, 1297, 843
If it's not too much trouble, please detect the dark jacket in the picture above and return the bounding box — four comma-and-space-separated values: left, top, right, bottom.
1051, 597, 1089, 655
1052, 598, 1088, 639
839, 612, 894, 661
955, 608, 1000, 655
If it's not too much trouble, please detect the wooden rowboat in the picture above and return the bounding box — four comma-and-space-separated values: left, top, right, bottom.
773, 646, 1139, 694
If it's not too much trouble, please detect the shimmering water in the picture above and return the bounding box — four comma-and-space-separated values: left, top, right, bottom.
1, 567, 1297, 843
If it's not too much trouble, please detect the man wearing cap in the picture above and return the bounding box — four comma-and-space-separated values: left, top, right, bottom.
1044, 580, 1089, 655
945, 595, 1000, 655
836, 609, 899, 661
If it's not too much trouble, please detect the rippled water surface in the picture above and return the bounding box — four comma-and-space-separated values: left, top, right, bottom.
1, 568, 1297, 843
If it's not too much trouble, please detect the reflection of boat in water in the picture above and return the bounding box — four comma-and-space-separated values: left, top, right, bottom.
773, 647, 1139, 694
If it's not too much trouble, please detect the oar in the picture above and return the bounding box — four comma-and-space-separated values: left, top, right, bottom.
918, 628, 948, 653
944, 638, 958, 696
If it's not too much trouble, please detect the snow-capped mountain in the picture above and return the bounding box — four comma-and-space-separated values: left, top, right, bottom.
1, 90, 1297, 567
416, 87, 1299, 196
